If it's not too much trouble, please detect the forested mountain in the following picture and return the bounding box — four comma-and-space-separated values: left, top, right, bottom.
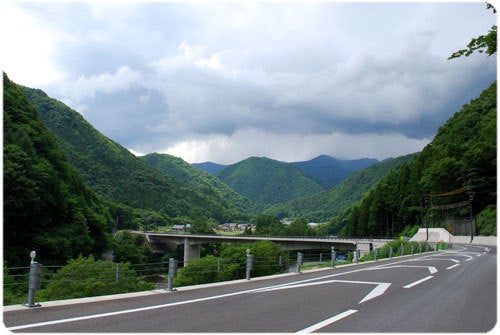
192, 161, 227, 174
140, 153, 261, 214
343, 82, 497, 237
216, 157, 324, 205
3, 73, 113, 265
290, 155, 381, 188
264, 153, 417, 222
22, 86, 243, 226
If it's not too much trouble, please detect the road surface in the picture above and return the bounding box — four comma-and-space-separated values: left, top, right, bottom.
3, 244, 496, 332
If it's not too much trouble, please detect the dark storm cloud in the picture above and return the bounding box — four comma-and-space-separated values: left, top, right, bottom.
4, 1, 496, 163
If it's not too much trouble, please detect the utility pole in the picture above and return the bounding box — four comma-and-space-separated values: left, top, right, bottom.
467, 187, 475, 242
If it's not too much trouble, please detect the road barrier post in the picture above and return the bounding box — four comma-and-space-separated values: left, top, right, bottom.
355, 249, 360, 263
426, 243, 429, 252
419, 244, 422, 254
246, 249, 253, 280
401, 243, 404, 256
410, 245, 414, 255
374, 248, 378, 261
319, 252, 323, 262
217, 258, 221, 272
24, 251, 42, 308
279, 255, 282, 267
296, 252, 303, 273
331, 247, 336, 268
389, 247, 393, 258
167, 258, 178, 291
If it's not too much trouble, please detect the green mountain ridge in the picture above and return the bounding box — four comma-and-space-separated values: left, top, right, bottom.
264, 153, 418, 222
3, 73, 113, 265
140, 153, 261, 214
22, 86, 243, 225
216, 157, 325, 205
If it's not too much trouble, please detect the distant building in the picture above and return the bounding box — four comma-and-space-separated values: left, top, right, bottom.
217, 223, 255, 232
172, 224, 187, 232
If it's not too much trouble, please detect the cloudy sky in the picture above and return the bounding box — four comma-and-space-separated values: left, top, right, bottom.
2, 1, 497, 164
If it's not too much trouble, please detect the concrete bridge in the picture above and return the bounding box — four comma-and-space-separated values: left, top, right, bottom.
130, 231, 392, 265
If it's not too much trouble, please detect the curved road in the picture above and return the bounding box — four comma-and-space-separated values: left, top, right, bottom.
3, 244, 496, 332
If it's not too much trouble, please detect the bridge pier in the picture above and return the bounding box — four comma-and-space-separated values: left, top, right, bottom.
183, 238, 200, 266
357, 242, 372, 258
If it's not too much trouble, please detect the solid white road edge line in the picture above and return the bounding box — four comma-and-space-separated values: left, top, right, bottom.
296, 309, 358, 333
403, 276, 434, 289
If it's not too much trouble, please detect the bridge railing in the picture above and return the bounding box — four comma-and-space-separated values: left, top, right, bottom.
136, 230, 392, 243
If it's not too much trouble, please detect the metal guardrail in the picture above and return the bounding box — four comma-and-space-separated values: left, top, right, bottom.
4, 242, 440, 307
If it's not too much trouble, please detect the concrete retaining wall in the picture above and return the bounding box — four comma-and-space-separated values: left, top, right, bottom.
410, 228, 496, 246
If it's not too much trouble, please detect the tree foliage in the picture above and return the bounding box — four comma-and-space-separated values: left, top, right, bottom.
448, 3, 496, 59
3, 73, 113, 266
342, 82, 496, 237
141, 153, 259, 215
216, 157, 324, 205
38, 255, 154, 301
22, 86, 246, 225
175, 240, 286, 286
264, 153, 418, 223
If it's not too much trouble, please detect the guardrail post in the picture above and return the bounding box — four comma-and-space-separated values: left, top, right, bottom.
296, 252, 303, 273
410, 245, 414, 255
167, 258, 178, 291
374, 248, 378, 261
389, 247, 393, 258
217, 258, 221, 272
401, 243, 404, 256
355, 249, 360, 263
246, 249, 253, 280
23, 251, 42, 308
331, 247, 336, 268
319, 252, 323, 262
419, 243, 422, 254
426, 243, 429, 252
278, 255, 282, 267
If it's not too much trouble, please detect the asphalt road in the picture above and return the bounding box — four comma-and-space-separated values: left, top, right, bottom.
3, 244, 496, 332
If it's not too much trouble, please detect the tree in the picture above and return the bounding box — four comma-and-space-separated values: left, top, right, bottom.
448, 3, 496, 59
112, 231, 155, 264
38, 255, 154, 300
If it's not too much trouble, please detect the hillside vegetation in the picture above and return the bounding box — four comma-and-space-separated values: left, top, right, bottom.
343, 82, 496, 237
290, 155, 380, 188
3, 73, 113, 265
216, 157, 324, 205
22, 86, 244, 225
264, 153, 418, 223
140, 153, 261, 214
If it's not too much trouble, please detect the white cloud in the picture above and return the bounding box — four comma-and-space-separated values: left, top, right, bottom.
3, 2, 496, 164
58, 66, 142, 103
0, 2, 64, 86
